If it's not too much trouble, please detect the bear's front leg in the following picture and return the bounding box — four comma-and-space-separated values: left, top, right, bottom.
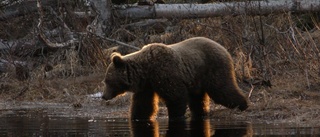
156, 82, 188, 120
159, 89, 188, 120
130, 92, 159, 120
188, 91, 210, 119
166, 100, 188, 120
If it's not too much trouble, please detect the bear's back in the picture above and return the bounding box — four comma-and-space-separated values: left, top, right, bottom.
168, 37, 231, 63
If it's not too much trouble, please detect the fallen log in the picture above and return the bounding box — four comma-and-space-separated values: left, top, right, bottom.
114, 0, 320, 19
3, 0, 320, 21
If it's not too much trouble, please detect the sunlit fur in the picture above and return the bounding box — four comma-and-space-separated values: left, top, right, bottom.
102, 37, 248, 120
190, 119, 211, 137
130, 92, 159, 120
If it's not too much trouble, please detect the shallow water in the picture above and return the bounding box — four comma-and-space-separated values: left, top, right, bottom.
0, 109, 319, 137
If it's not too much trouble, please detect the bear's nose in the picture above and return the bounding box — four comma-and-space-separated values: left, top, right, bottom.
101, 95, 108, 100
101, 93, 113, 101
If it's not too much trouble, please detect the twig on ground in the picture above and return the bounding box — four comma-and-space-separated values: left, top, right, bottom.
248, 84, 254, 99
305, 69, 310, 89
12, 87, 29, 100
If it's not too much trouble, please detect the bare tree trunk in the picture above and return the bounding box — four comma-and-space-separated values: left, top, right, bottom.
87, 0, 113, 36
114, 0, 320, 19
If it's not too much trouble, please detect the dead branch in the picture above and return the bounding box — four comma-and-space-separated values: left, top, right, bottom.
0, 59, 30, 81
0, 39, 11, 50
122, 19, 168, 31
103, 37, 140, 51
0, 0, 59, 21
37, 0, 78, 48
87, 31, 140, 51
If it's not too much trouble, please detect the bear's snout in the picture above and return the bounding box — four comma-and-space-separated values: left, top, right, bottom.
101, 85, 124, 101
101, 94, 110, 100
101, 91, 113, 101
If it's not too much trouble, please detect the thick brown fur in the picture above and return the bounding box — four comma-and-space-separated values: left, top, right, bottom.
102, 37, 249, 120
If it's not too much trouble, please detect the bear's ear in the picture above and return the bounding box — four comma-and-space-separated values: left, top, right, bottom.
111, 52, 125, 67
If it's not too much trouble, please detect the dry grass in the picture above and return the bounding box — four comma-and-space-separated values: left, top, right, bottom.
0, 7, 320, 126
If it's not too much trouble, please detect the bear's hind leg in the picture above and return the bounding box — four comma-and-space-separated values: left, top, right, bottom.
188, 91, 210, 119
130, 92, 159, 120
158, 90, 188, 120
206, 85, 248, 111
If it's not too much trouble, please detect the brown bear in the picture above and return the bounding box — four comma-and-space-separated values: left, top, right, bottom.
102, 37, 248, 120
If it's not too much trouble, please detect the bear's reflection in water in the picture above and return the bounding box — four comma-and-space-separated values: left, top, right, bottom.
130, 119, 253, 137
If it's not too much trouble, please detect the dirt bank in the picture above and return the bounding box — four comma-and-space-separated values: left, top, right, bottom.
1, 68, 319, 127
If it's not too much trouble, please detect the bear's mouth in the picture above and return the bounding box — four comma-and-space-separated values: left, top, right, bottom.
101, 94, 111, 100
102, 91, 127, 101
101, 91, 115, 101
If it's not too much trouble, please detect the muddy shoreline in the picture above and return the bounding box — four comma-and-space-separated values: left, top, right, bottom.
1, 89, 319, 127
1, 70, 320, 127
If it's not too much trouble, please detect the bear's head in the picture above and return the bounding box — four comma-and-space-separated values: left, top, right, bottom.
102, 52, 131, 101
